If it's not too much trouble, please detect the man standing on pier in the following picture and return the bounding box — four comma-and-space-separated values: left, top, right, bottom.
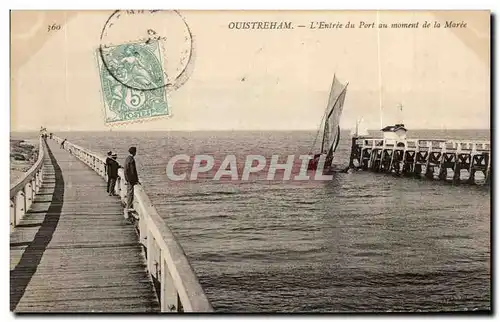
124, 146, 139, 211
108, 153, 121, 196
106, 151, 113, 194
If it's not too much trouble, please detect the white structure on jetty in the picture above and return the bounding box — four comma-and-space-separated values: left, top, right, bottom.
381, 123, 408, 146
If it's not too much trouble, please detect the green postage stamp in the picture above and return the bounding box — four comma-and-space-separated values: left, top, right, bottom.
97, 40, 170, 124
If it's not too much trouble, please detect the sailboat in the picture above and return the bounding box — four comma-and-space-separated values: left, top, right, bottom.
308, 75, 349, 171
350, 118, 370, 137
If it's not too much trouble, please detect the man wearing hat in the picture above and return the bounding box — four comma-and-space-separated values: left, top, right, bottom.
108, 152, 121, 196
106, 151, 113, 194
124, 146, 139, 210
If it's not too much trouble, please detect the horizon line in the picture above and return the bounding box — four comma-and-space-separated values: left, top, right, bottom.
11, 128, 491, 133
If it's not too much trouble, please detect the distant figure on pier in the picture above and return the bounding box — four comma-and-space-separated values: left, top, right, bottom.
124, 146, 139, 211
49, 133, 53, 139
105, 151, 113, 194
60, 139, 67, 149
108, 153, 121, 196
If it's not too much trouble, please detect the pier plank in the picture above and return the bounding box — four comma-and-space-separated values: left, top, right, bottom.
10, 140, 160, 313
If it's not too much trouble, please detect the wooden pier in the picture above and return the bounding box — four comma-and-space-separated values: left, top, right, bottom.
348, 137, 491, 184
10, 135, 213, 313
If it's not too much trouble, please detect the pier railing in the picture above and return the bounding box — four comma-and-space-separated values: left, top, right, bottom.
10, 136, 45, 228
359, 137, 491, 153
52, 135, 213, 313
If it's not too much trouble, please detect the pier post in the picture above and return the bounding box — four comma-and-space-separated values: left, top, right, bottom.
390, 146, 405, 175
371, 148, 382, 172
425, 165, 434, 179
402, 150, 415, 176
10, 200, 15, 228
485, 153, 491, 185
414, 149, 428, 178
15, 191, 25, 226
454, 153, 471, 184
348, 137, 356, 169
361, 144, 372, 170
147, 230, 154, 273
470, 153, 489, 185
348, 136, 360, 169
438, 153, 456, 181
26, 182, 33, 212
162, 265, 180, 312
139, 210, 147, 246
388, 149, 394, 173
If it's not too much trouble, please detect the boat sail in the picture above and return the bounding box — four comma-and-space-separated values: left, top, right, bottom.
309, 75, 349, 170
350, 117, 370, 137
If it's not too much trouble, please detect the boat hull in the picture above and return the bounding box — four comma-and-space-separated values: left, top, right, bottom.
307, 153, 334, 171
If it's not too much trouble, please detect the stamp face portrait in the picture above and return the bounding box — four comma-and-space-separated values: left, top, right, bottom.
97, 40, 170, 124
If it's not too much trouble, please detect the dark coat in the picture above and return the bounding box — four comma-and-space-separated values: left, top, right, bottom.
108, 158, 121, 178
124, 155, 139, 184
106, 157, 113, 174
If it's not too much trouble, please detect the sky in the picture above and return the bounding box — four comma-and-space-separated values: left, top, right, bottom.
10, 10, 490, 132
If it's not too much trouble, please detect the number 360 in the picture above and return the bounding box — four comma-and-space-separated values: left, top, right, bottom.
47, 24, 61, 32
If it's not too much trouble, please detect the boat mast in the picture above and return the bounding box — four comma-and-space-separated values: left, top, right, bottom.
376, 10, 383, 129
398, 103, 404, 125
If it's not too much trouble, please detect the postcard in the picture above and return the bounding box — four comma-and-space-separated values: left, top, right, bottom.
10, 10, 491, 313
